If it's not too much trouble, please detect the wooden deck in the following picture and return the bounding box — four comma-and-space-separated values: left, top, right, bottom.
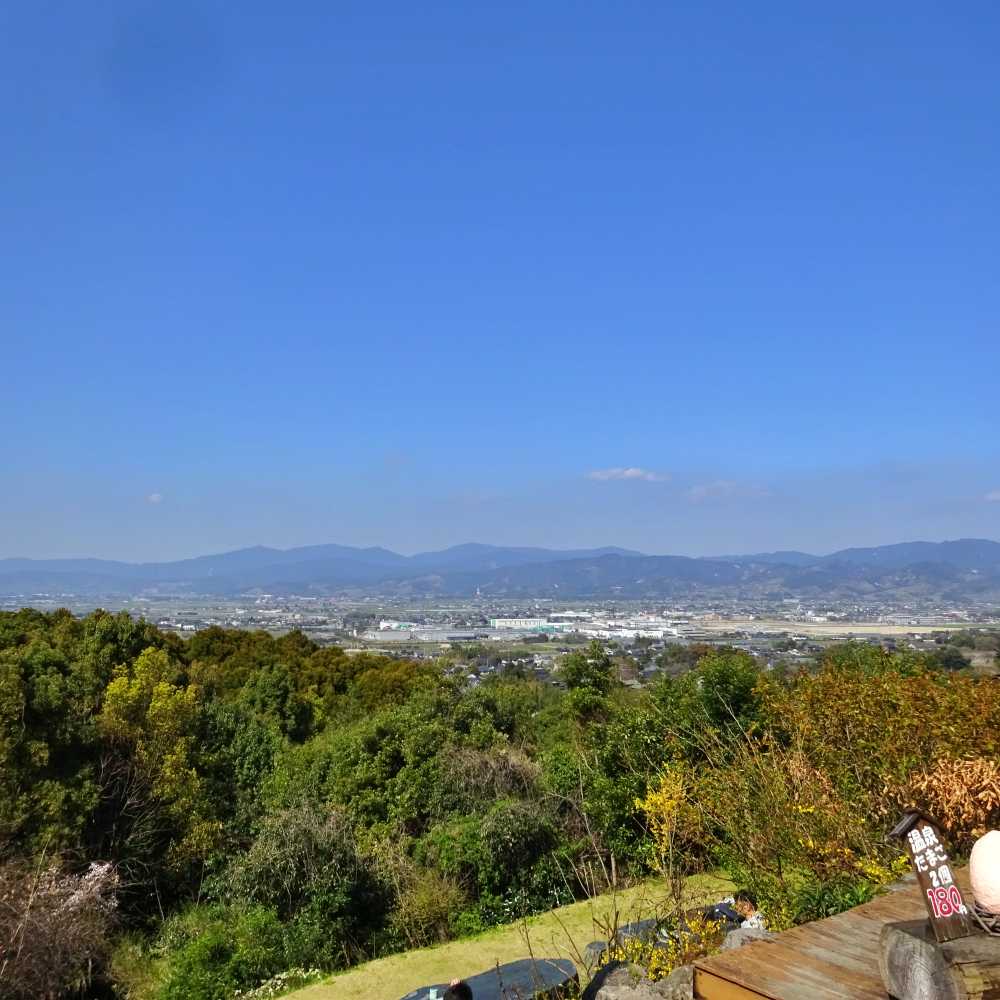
694, 871, 971, 1000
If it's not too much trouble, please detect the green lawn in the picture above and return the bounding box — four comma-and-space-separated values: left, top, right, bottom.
288, 873, 732, 1000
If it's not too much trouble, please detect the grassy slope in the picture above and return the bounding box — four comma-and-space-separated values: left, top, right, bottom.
289, 874, 732, 1000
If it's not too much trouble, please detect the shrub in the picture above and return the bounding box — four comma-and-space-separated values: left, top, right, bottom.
391, 867, 467, 948
906, 757, 1000, 851
109, 932, 163, 1000
0, 860, 118, 1000
635, 645, 997, 929
156, 905, 286, 1000
761, 647, 1000, 825
221, 801, 385, 968
561, 643, 616, 719
641, 728, 907, 928
480, 799, 559, 897
647, 650, 764, 761
636, 764, 707, 900
789, 876, 883, 923
604, 911, 726, 981
443, 746, 541, 809
414, 815, 484, 893
235, 967, 323, 999
417, 800, 569, 928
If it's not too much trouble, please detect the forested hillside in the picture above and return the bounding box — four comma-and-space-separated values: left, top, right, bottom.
2, 610, 999, 999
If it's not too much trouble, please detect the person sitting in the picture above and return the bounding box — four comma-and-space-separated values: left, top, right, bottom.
443, 979, 473, 1000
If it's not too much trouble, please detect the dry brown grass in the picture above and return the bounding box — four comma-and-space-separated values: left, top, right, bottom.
908, 757, 1000, 849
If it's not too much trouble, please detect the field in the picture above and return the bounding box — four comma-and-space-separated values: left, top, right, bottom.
288, 874, 732, 1000
690, 618, 976, 637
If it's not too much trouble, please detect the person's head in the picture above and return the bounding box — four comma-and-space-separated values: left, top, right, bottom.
443, 980, 473, 1000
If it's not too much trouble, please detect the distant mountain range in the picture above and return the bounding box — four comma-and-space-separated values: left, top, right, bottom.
3, 538, 1000, 604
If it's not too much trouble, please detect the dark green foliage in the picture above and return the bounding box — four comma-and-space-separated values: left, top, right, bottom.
5, 609, 990, 1000
655, 642, 713, 675
198, 700, 282, 848
577, 700, 677, 865
237, 660, 315, 740
0, 609, 171, 857
560, 641, 614, 696
156, 905, 286, 1000
789, 877, 880, 923
929, 645, 971, 671
0, 637, 101, 854
4, 611, 593, 998
220, 802, 385, 968
560, 641, 616, 719
418, 800, 570, 928
652, 647, 763, 750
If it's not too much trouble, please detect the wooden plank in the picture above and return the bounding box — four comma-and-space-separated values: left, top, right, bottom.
694, 967, 781, 1000
786, 922, 889, 975
694, 869, 972, 1000
702, 946, 889, 1000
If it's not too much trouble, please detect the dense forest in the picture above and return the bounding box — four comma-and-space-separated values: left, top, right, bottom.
2, 609, 999, 999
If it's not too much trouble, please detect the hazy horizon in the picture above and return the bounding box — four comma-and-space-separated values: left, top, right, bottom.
6, 525, 1000, 566
4, 456, 1000, 562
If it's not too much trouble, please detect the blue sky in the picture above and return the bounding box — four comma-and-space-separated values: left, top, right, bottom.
3, 1, 999, 560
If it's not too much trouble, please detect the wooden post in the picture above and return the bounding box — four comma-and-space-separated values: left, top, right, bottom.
890, 810, 973, 943
880, 920, 1000, 1000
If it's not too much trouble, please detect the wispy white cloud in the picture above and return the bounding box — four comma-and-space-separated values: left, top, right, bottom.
146, 492, 163, 505
687, 480, 771, 503
587, 467, 667, 483
986, 490, 1000, 502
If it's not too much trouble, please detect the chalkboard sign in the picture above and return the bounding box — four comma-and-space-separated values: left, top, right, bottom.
890, 810, 972, 943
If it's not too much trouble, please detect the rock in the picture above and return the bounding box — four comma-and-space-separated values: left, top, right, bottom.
652, 964, 693, 999
582, 961, 653, 1000
582, 961, 692, 1000
615, 918, 659, 945
721, 926, 776, 950
583, 940, 608, 974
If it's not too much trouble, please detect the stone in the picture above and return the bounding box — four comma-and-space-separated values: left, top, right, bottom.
583, 940, 608, 974
615, 918, 659, 945
652, 963, 694, 999
582, 961, 654, 1000
582, 961, 692, 1000
721, 926, 776, 950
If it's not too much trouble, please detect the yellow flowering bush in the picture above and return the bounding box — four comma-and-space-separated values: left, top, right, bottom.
603, 912, 726, 981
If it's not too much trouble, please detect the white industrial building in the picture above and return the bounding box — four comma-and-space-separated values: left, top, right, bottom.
489, 617, 550, 629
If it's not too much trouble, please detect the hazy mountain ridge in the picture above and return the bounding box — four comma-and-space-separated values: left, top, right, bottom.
428, 549, 1000, 601
3, 539, 1000, 602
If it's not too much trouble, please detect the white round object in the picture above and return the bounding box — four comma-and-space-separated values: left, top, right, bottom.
970, 829, 1000, 915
